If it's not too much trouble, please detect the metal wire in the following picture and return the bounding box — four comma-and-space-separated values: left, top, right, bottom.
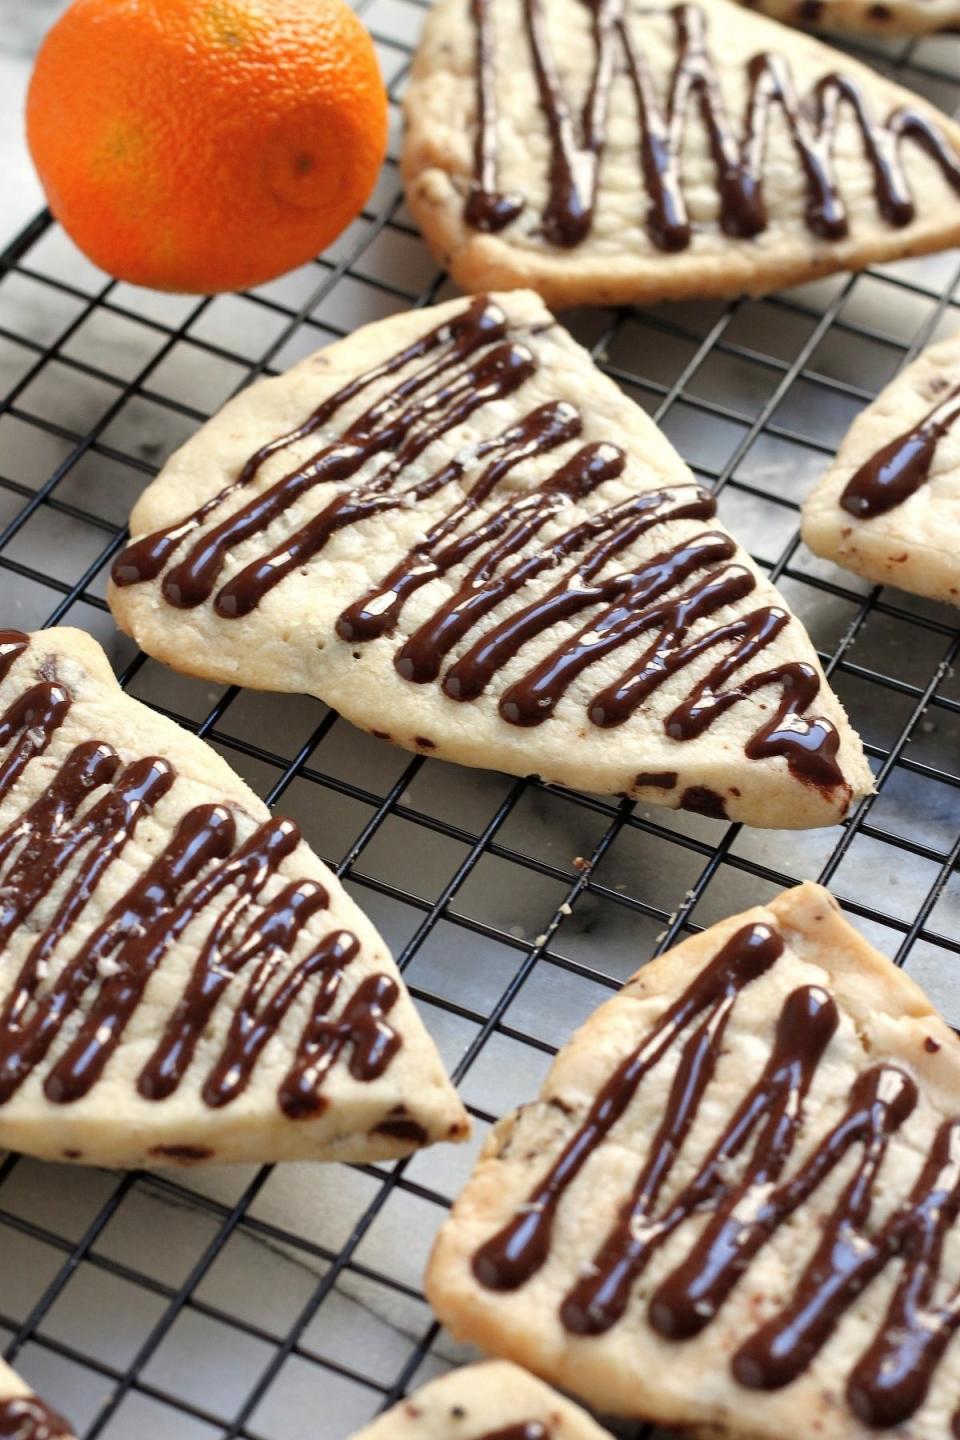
1, 3, 960, 1435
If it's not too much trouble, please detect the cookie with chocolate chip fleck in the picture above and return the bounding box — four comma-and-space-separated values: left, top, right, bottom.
803, 332, 960, 606
428, 882, 960, 1437
108, 291, 871, 829
741, 0, 960, 34
0, 626, 468, 1168
403, 0, 960, 307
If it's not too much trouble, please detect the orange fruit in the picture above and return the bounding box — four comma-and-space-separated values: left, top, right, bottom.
26, 0, 389, 294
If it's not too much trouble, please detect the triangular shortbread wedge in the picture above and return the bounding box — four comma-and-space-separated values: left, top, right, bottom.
427, 882, 960, 1438
735, 0, 960, 36
0, 1358, 74, 1440
348, 1360, 610, 1439
802, 332, 960, 606
108, 291, 871, 829
0, 627, 468, 1168
402, 0, 960, 307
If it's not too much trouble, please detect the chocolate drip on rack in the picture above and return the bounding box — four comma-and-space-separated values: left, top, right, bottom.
112, 299, 843, 788
0, 1396, 72, 1440
465, 0, 960, 250
841, 378, 960, 518
0, 637, 398, 1115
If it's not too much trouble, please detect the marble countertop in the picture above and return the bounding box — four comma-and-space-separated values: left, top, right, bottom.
1, 5, 960, 1439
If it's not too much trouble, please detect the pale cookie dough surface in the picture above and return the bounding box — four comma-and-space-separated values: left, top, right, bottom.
426, 882, 960, 1438
739, 0, 960, 35
402, 0, 960, 307
108, 292, 872, 830
349, 1360, 611, 1439
802, 332, 960, 605
0, 1358, 74, 1439
0, 627, 468, 1169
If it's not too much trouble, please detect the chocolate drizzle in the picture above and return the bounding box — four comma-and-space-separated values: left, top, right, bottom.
472, 921, 784, 1289
466, 0, 525, 229
0, 1395, 72, 1440
471, 917, 960, 1430
478, 1428, 548, 1440
841, 378, 960, 518
465, 0, 960, 250
0, 632, 400, 1116
112, 298, 514, 596
732, 1098, 958, 1429
112, 301, 845, 793
562, 982, 840, 1337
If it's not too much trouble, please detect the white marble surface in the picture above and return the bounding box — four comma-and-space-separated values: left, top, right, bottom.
1, 3, 960, 1438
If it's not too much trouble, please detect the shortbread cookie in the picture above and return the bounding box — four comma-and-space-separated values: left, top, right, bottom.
108, 292, 872, 829
803, 332, 960, 605
426, 882, 960, 1438
739, 0, 960, 36
401, 0, 960, 308
349, 1361, 610, 1439
0, 627, 468, 1168
0, 1359, 74, 1440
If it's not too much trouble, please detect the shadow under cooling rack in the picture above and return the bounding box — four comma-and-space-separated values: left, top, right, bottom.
2, 0, 960, 1435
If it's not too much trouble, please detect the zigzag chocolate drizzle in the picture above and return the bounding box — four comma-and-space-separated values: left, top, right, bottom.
113, 300, 846, 792
466, 0, 960, 249
472, 919, 960, 1431
0, 632, 399, 1116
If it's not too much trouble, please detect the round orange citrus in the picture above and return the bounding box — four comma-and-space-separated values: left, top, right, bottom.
26, 0, 389, 293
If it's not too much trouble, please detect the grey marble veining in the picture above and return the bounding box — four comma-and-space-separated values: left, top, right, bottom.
0, 1, 960, 1437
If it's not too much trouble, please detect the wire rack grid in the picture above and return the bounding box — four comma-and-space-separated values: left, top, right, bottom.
1, 3, 960, 1437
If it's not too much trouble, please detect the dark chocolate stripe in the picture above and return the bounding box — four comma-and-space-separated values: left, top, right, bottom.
735, 1113, 960, 1428
211, 339, 537, 619
471, 910, 960, 1429
472, 921, 783, 1290
112, 298, 844, 790
112, 297, 510, 589
465, 0, 525, 230
466, 0, 960, 250
841, 378, 960, 518
0, 639, 398, 1116
0, 631, 29, 685
561, 983, 841, 1336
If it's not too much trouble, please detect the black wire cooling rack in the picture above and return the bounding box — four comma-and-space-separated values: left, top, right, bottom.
2, 1, 960, 1435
